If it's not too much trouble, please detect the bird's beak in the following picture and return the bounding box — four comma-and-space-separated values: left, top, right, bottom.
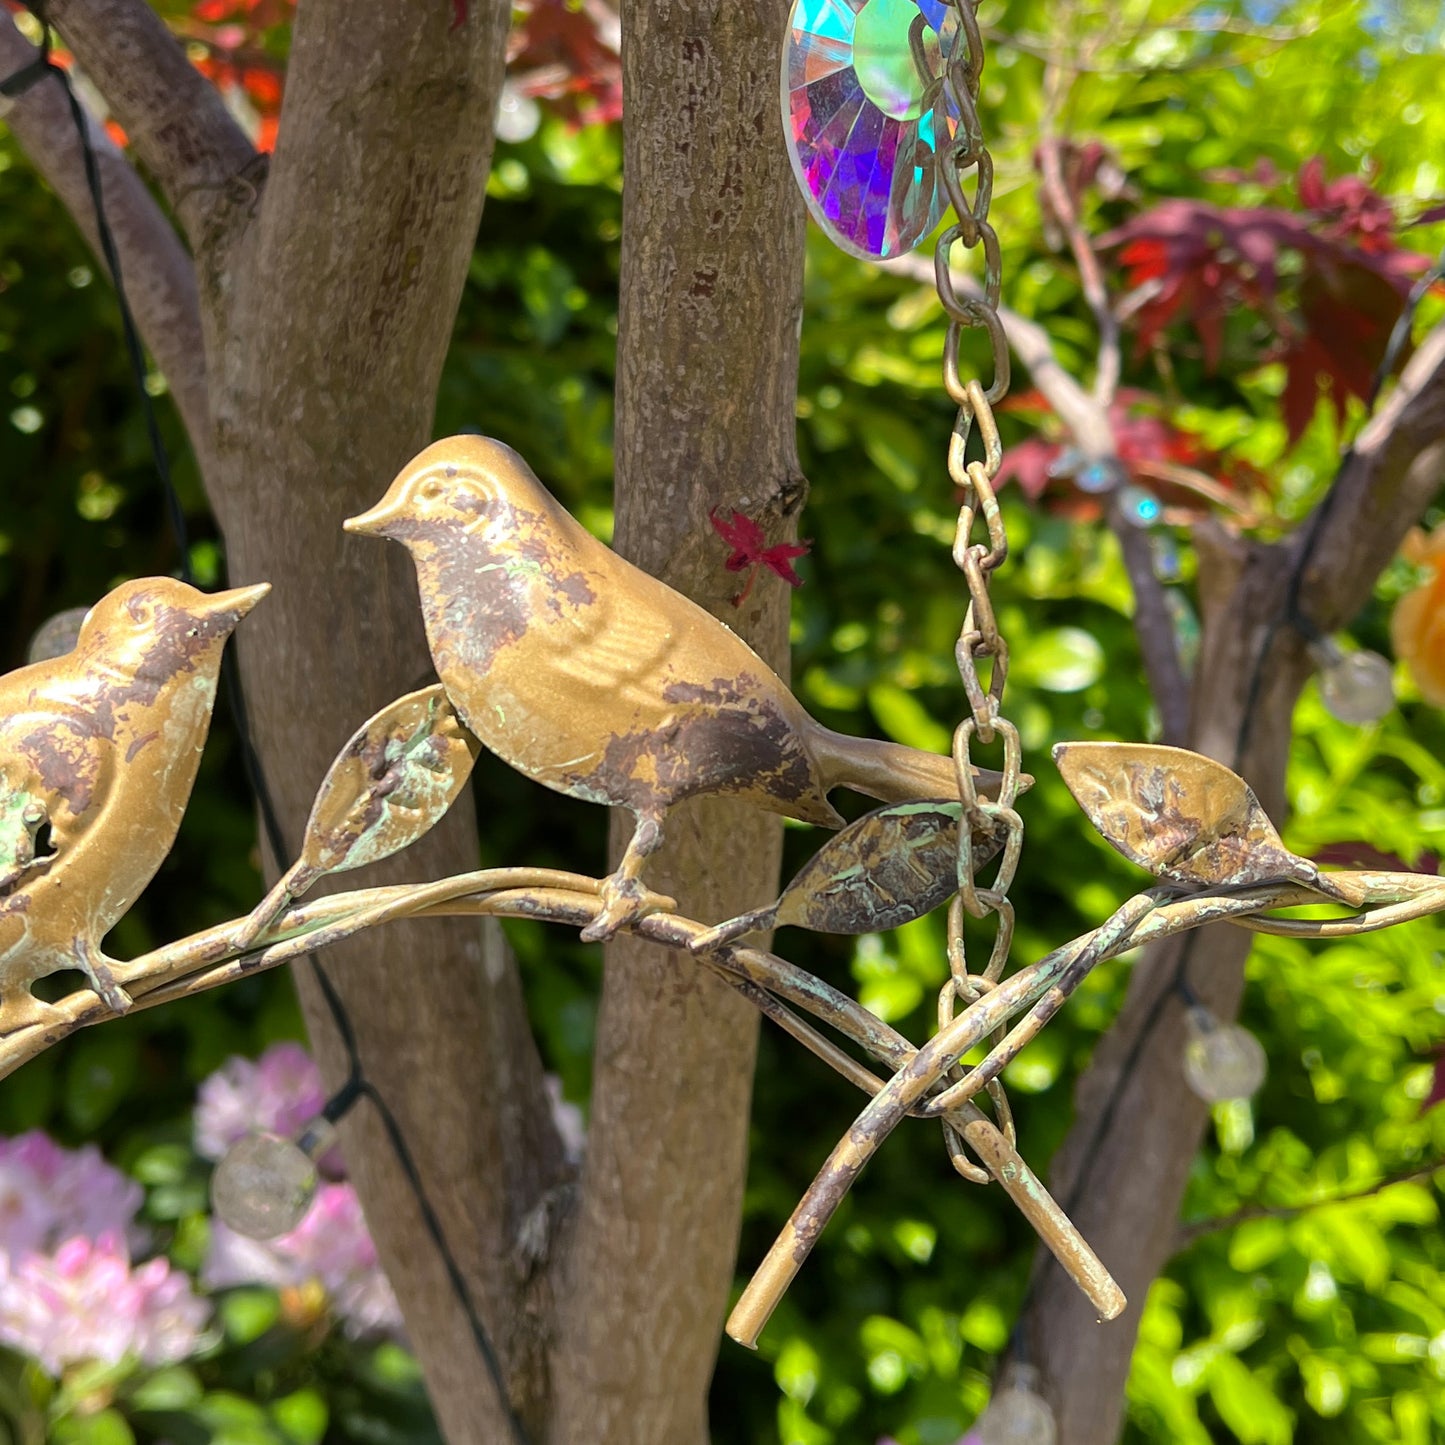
197, 582, 271, 626
343, 493, 405, 538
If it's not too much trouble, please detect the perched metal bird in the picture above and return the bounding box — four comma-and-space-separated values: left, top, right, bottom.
346, 436, 1015, 940
0, 577, 270, 1023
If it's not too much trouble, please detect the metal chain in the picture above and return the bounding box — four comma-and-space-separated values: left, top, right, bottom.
924, 0, 1025, 1183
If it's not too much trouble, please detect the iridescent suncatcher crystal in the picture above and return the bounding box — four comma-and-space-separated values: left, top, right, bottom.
782, 0, 958, 261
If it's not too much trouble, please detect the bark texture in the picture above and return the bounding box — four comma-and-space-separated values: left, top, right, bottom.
203, 5, 572, 1437
1025, 323, 1445, 1444
10, 0, 811, 1438
547, 4, 807, 1442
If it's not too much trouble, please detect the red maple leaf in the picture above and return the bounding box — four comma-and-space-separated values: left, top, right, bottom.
1426, 1051, 1445, 1115
507, 0, 621, 126
1101, 160, 1434, 441
709, 509, 810, 607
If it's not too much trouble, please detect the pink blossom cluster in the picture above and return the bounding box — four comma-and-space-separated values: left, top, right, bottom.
0, 1132, 207, 1375
194, 1041, 331, 1165
196, 1042, 401, 1338
0, 1234, 209, 1376
204, 1183, 403, 1338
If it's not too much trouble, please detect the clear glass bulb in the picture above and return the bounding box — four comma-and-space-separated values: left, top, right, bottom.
211, 1132, 318, 1240
1183, 1006, 1267, 1103
1077, 458, 1124, 495
1313, 641, 1393, 725
27, 606, 91, 664
974, 1364, 1058, 1445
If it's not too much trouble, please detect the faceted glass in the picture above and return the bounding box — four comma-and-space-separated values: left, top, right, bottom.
782, 0, 959, 260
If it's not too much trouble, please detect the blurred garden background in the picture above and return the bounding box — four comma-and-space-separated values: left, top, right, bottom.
2, 0, 1445, 1441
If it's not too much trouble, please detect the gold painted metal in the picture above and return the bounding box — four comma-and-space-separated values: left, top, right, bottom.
0, 578, 268, 1023
1054, 740, 1353, 899
233, 684, 482, 949
344, 435, 1012, 941
691, 799, 1005, 951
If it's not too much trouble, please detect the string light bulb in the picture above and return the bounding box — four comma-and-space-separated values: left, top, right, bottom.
210, 1131, 318, 1239
1182, 1004, 1267, 1103
973, 1363, 1058, 1445
1309, 637, 1393, 725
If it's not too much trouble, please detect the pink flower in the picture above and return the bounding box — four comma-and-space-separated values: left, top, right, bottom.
204, 1183, 402, 1339
194, 1043, 335, 1169
0, 1233, 208, 1375
0, 1132, 143, 1257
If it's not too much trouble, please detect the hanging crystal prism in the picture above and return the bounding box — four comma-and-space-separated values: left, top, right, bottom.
782, 0, 960, 261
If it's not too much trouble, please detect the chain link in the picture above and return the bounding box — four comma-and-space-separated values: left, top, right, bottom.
925, 0, 1023, 1184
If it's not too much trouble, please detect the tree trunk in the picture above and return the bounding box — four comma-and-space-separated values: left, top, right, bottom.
188, 1, 571, 1437
1024, 329, 1445, 1444
546, 3, 807, 1442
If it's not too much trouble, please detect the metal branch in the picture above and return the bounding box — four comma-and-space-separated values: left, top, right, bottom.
0, 856, 1425, 1349
0, 10, 211, 461
40, 0, 257, 247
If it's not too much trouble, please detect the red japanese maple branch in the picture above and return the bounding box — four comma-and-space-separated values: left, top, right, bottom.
39, 0, 257, 246
0, 10, 211, 458
1037, 134, 1120, 408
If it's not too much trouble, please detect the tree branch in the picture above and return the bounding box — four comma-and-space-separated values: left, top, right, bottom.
1174, 1156, 1445, 1250
1017, 318, 1445, 1445
545, 3, 807, 1442
1299, 318, 1445, 629
40, 0, 256, 247
0, 11, 210, 462
1036, 134, 1120, 406
883, 255, 1190, 739
188, 2, 553, 1439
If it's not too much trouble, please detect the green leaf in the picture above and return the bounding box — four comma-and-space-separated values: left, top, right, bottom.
1010, 626, 1105, 693
127, 1366, 203, 1412
50, 1409, 135, 1445
1206, 1354, 1294, 1445
867, 683, 952, 754
219, 1288, 281, 1345
62, 1031, 139, 1132
271, 1389, 327, 1445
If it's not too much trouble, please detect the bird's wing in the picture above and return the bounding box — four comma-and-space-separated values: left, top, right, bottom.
0, 705, 116, 852
536, 584, 694, 713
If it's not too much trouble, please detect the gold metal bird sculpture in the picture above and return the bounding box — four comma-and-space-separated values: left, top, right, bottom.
346, 436, 1014, 939
0, 577, 269, 1023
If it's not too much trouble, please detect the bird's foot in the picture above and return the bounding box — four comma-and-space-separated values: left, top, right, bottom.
580, 875, 673, 944
78, 952, 134, 1016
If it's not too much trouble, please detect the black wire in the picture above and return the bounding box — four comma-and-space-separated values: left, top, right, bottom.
10, 2, 192, 583
4, 17, 530, 1443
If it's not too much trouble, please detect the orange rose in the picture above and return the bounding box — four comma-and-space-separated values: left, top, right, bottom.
1391, 525, 1445, 706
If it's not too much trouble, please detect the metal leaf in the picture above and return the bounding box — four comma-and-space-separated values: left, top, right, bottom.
774, 800, 997, 935
1052, 741, 1319, 891
299, 685, 481, 878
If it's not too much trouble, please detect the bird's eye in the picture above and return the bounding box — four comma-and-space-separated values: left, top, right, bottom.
419, 479, 444, 502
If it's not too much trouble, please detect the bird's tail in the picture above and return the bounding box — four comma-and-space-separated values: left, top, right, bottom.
811, 727, 1018, 806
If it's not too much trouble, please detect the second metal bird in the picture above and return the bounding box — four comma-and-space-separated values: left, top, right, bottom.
346, 436, 1015, 939
0, 578, 269, 1024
